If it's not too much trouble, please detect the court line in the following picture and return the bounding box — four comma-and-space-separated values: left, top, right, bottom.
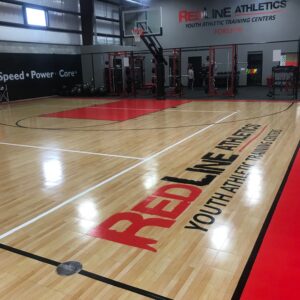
0, 142, 143, 160
54, 107, 234, 113
0, 243, 172, 300
167, 109, 236, 113
238, 125, 268, 152
0, 111, 237, 241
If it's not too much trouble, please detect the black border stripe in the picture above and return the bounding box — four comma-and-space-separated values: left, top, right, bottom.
0, 243, 59, 266
79, 270, 172, 300
0, 243, 172, 300
232, 140, 300, 300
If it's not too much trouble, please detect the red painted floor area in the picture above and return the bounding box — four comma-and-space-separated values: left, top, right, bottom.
42, 99, 191, 121
241, 145, 300, 299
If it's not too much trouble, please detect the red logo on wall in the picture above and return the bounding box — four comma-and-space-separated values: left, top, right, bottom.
178, 9, 206, 23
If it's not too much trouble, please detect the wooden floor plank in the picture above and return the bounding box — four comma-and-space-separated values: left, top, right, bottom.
0, 98, 299, 299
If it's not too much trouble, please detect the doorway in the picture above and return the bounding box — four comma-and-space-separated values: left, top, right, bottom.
188, 56, 202, 88
247, 52, 263, 86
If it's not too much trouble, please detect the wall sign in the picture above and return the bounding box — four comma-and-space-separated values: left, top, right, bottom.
178, 0, 288, 35
0, 53, 82, 100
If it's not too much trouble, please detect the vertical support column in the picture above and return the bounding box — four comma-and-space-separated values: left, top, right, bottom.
80, 0, 95, 46
156, 48, 166, 100
91, 53, 95, 86
173, 49, 176, 88
229, 44, 237, 97
208, 47, 217, 96
108, 53, 113, 94
119, 7, 124, 46
130, 51, 136, 97
179, 48, 182, 97
234, 44, 238, 96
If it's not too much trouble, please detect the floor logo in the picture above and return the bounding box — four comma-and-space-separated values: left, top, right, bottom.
89, 124, 282, 252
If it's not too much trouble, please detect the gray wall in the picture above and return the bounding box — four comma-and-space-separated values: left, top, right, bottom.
123, 0, 300, 86
144, 0, 300, 48
82, 0, 300, 87
0, 41, 80, 55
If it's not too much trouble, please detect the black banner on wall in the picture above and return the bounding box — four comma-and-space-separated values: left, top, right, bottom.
0, 53, 82, 101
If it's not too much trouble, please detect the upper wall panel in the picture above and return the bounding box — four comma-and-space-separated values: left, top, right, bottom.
20, 0, 80, 12
136, 0, 300, 48
0, 0, 81, 45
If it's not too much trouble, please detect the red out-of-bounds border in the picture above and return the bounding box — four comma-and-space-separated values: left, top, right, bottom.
233, 141, 300, 299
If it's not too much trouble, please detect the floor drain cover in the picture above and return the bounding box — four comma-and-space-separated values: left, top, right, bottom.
56, 261, 82, 276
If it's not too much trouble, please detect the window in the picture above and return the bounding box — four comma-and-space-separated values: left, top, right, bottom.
25, 7, 47, 27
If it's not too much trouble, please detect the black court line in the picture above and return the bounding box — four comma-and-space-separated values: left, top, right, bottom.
232, 139, 300, 300
0, 243, 172, 300
0, 101, 294, 131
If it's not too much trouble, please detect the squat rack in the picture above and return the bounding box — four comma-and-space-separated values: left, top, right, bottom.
208, 45, 238, 97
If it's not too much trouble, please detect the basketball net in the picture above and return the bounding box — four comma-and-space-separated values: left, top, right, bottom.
132, 27, 144, 43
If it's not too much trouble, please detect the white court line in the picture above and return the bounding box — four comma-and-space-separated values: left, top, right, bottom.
167, 109, 235, 113
0, 142, 142, 161
0, 111, 237, 240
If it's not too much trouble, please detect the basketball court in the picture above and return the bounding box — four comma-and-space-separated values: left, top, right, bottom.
1, 0, 300, 299
0, 96, 299, 299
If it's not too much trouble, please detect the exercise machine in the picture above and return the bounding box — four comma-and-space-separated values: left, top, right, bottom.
208, 45, 238, 97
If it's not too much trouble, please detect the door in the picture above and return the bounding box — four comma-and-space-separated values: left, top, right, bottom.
188, 56, 202, 88
247, 52, 263, 86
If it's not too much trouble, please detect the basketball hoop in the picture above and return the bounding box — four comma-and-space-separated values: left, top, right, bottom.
132, 27, 144, 43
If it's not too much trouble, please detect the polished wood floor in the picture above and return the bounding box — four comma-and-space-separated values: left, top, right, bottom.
0, 97, 299, 299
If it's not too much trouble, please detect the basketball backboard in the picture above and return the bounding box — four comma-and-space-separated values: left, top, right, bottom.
122, 7, 163, 38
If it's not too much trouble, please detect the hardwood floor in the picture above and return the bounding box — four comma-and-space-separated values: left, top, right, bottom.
0, 97, 299, 299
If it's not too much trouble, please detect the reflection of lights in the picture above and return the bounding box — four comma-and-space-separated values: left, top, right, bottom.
78, 201, 98, 220
211, 225, 230, 249
143, 173, 158, 190
79, 219, 96, 230
246, 166, 263, 206
43, 159, 63, 187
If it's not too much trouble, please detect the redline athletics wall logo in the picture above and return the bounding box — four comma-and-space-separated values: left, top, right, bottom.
178, 0, 288, 34
89, 124, 282, 252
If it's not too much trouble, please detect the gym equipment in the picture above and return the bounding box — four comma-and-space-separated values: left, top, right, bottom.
208, 45, 238, 97
106, 52, 148, 97
271, 66, 298, 99
169, 49, 182, 96
0, 85, 9, 103
107, 52, 135, 97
